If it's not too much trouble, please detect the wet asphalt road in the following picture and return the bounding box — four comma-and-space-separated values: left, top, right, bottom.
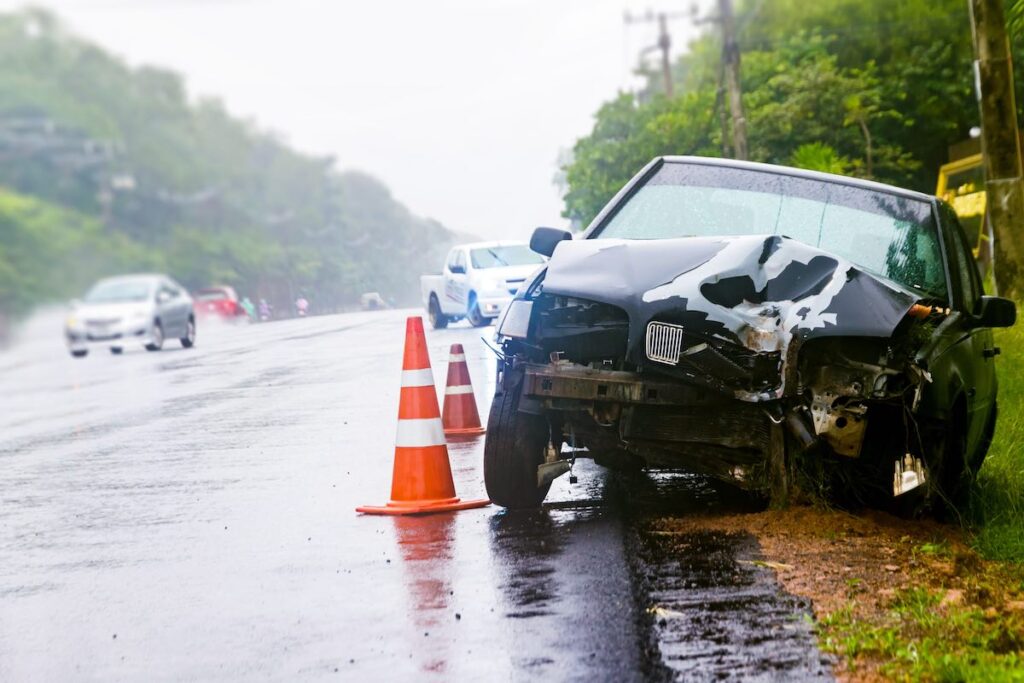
0, 309, 831, 681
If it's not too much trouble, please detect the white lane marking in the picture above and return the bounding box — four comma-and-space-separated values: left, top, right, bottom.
395, 418, 447, 447
401, 368, 435, 387
444, 385, 474, 395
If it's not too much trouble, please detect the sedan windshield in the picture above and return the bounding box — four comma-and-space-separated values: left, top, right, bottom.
470, 245, 545, 269
84, 278, 153, 303
597, 163, 946, 297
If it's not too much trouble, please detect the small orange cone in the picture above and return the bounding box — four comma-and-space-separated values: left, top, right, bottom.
441, 343, 486, 436
356, 317, 489, 516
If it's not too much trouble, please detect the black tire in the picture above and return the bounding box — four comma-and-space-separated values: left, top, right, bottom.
180, 317, 196, 348
467, 295, 490, 328
70, 349, 88, 358
109, 347, 123, 355
428, 296, 448, 329
145, 322, 164, 352
484, 373, 552, 509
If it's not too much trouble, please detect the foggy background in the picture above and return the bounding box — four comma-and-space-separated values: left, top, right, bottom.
0, 0, 713, 240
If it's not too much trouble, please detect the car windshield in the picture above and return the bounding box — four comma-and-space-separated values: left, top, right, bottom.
597, 163, 946, 297
83, 278, 153, 303
196, 290, 228, 301
470, 245, 545, 269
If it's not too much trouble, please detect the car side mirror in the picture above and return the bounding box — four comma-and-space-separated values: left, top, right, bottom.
449, 263, 466, 275
973, 295, 1016, 328
530, 226, 572, 257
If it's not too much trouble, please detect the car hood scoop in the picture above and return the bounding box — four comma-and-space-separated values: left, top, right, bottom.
541, 234, 923, 357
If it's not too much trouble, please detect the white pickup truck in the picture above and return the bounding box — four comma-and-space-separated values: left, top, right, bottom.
420, 241, 546, 328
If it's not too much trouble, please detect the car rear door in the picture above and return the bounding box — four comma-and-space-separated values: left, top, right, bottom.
444, 249, 468, 310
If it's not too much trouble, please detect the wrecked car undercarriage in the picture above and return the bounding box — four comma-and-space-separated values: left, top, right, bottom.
482, 157, 1016, 512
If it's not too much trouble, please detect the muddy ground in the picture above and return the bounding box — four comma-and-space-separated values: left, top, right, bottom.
653, 505, 1024, 680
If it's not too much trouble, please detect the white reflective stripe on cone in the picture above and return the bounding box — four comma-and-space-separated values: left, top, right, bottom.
401, 368, 435, 387
444, 385, 474, 395
395, 418, 447, 447
448, 354, 466, 362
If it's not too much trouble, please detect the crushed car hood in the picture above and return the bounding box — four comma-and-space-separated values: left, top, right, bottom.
541, 234, 924, 361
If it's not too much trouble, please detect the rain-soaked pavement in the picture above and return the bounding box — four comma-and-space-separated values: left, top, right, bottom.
0, 309, 832, 681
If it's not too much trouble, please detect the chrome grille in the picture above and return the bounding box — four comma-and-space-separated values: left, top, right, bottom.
646, 321, 684, 365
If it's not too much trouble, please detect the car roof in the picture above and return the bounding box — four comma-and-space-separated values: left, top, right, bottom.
94, 274, 165, 286
457, 241, 530, 250
659, 156, 937, 204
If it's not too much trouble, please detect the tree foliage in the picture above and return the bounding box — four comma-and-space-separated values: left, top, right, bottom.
0, 9, 456, 318
563, 0, 996, 228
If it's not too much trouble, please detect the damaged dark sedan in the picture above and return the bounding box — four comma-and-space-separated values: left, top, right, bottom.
483, 156, 1016, 511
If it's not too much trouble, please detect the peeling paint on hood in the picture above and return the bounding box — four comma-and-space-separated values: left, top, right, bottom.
541, 235, 924, 394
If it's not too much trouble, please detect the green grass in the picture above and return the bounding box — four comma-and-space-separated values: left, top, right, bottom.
972, 324, 1024, 562
821, 589, 1024, 681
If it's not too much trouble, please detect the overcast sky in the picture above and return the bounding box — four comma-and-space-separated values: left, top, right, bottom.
1, 0, 713, 240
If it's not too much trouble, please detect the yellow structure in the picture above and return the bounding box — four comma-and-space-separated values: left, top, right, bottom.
936, 153, 987, 256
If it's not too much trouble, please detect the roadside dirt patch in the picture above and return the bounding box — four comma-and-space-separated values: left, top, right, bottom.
652, 506, 1024, 681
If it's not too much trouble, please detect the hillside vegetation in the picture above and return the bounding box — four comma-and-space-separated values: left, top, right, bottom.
0, 9, 455, 318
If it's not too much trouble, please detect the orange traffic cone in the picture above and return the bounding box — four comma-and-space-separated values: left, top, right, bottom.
441, 343, 486, 436
356, 317, 489, 515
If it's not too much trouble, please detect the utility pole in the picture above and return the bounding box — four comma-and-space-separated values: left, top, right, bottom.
969, 0, 1024, 295
624, 10, 685, 97
718, 0, 747, 160
657, 13, 673, 98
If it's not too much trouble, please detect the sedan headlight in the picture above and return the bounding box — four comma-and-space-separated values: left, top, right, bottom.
497, 300, 533, 339
65, 315, 79, 329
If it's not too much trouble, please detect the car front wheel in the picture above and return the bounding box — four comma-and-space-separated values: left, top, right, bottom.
483, 371, 552, 509
466, 295, 490, 328
145, 322, 164, 352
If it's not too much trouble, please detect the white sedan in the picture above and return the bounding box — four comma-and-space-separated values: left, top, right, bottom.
65, 274, 196, 358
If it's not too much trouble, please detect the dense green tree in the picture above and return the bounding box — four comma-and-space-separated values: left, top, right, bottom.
563, 0, 998, 228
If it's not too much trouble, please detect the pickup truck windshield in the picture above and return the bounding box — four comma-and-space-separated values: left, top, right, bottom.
597, 163, 946, 297
471, 245, 545, 269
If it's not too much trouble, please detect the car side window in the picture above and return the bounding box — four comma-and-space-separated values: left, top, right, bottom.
445, 249, 458, 272
453, 250, 466, 273
942, 204, 980, 312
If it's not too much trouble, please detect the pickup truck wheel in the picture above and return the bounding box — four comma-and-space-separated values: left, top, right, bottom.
467, 295, 489, 327
484, 375, 551, 509
428, 296, 448, 329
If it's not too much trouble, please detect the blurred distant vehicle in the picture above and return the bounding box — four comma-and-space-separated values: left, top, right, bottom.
360, 292, 387, 310
193, 286, 246, 321
420, 241, 545, 328
65, 274, 195, 358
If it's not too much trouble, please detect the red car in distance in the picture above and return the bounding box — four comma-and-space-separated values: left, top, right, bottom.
193, 286, 245, 321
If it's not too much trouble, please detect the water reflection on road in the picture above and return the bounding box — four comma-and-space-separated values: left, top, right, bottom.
0, 309, 828, 681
